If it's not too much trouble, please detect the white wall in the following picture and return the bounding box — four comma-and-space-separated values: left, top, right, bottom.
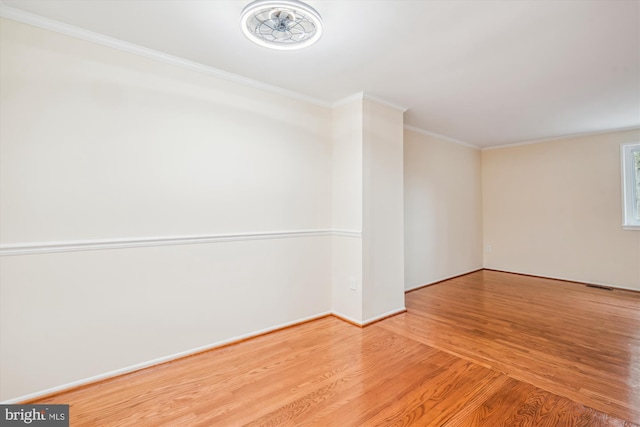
0, 19, 331, 242
331, 100, 363, 322
362, 99, 406, 320
0, 238, 331, 400
482, 129, 640, 290
331, 97, 406, 324
0, 18, 333, 401
403, 129, 483, 290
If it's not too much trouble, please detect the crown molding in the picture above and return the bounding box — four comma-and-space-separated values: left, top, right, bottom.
0, 4, 333, 109
481, 126, 640, 151
362, 94, 408, 113
403, 125, 479, 149
331, 92, 365, 108
0, 5, 413, 117
331, 92, 408, 113
331, 92, 364, 108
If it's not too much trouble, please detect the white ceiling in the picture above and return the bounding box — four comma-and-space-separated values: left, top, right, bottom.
1, 0, 639, 148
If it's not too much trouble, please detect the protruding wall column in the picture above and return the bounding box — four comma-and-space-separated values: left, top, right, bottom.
331, 97, 363, 323
361, 97, 406, 322
331, 94, 406, 324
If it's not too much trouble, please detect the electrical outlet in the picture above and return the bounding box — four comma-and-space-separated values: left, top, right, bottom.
486, 244, 492, 253
349, 277, 357, 291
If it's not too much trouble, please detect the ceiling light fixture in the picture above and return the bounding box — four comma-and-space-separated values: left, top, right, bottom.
240, 0, 323, 50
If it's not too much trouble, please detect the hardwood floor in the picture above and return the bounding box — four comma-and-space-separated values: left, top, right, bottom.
31, 270, 640, 426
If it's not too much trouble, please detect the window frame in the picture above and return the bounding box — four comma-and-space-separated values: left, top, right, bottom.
621, 142, 640, 230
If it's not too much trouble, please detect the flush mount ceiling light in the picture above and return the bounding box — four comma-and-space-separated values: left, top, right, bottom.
240, 0, 323, 50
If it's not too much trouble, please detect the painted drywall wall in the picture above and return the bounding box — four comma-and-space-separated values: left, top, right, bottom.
331, 97, 406, 324
0, 18, 333, 400
0, 19, 331, 242
331, 100, 363, 322
403, 129, 483, 290
331, 100, 363, 232
0, 238, 331, 400
482, 129, 640, 290
362, 99, 405, 320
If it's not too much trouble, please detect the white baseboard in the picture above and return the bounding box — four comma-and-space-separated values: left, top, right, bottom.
361, 307, 407, 325
405, 268, 483, 292
3, 306, 409, 403
2, 306, 409, 403
331, 307, 406, 327
331, 310, 362, 326
484, 268, 640, 293
1, 311, 332, 404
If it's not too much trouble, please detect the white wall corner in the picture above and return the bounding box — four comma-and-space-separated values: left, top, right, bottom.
362, 93, 408, 113
403, 125, 479, 150
332, 92, 408, 113
331, 92, 364, 109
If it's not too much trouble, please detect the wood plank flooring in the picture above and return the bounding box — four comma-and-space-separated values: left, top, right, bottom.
31, 270, 640, 426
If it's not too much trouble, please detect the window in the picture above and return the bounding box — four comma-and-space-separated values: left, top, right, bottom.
622, 143, 640, 229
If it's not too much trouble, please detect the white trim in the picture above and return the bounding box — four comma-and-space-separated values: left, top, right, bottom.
0, 4, 332, 108
331, 92, 364, 108
487, 268, 640, 293
0, 229, 363, 256
361, 307, 407, 326
331, 307, 406, 327
362, 94, 408, 113
403, 125, 479, 149
331, 229, 363, 238
404, 267, 483, 292
0, 307, 409, 403
331, 92, 408, 113
482, 126, 640, 151
331, 310, 363, 326
0, 311, 332, 404
621, 142, 640, 229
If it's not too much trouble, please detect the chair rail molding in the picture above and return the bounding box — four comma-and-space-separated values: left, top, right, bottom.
0, 229, 363, 256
